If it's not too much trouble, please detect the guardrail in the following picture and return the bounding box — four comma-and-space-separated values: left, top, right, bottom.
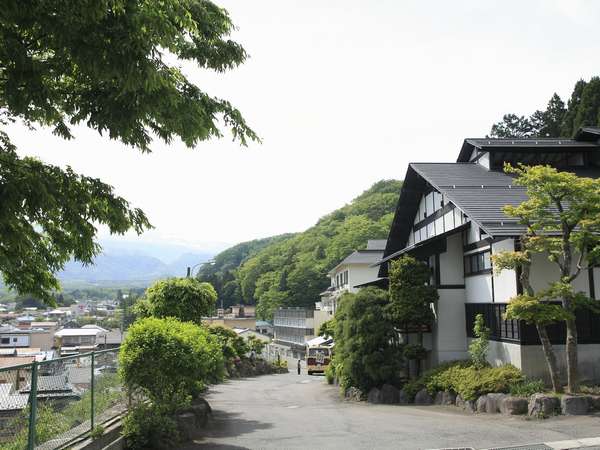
0, 348, 127, 450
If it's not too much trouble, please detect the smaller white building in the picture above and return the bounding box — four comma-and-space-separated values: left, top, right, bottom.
55, 327, 108, 355
318, 240, 386, 315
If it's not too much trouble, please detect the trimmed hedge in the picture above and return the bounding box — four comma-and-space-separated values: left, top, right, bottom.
426, 364, 524, 401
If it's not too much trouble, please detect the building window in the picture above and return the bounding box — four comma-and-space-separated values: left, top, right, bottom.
1, 338, 9, 345
464, 249, 492, 276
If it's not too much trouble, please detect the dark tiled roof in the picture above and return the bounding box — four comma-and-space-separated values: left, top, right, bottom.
457, 136, 600, 162
366, 239, 387, 250
409, 163, 600, 237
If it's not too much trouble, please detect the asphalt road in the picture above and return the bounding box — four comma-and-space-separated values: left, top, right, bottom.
181, 370, 600, 450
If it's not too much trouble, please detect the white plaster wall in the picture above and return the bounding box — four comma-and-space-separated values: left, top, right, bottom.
465, 274, 493, 303
439, 233, 464, 285
432, 289, 468, 363
492, 239, 518, 303
466, 224, 480, 244
478, 152, 490, 169
348, 264, 380, 292
594, 267, 600, 300
521, 344, 600, 384
530, 251, 591, 296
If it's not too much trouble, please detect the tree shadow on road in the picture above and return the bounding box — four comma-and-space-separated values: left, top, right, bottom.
201, 409, 273, 438
180, 444, 250, 450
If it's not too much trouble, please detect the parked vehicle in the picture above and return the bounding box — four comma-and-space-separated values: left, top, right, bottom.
306, 346, 331, 375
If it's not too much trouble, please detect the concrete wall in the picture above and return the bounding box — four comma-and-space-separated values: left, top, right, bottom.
30, 331, 54, 351
521, 344, 600, 384
475, 339, 523, 369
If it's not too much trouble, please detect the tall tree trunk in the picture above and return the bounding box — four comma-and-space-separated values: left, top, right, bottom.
521, 254, 563, 392
560, 237, 579, 393
565, 316, 579, 393
536, 324, 562, 393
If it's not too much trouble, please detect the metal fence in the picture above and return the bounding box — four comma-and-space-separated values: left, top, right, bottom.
0, 348, 127, 450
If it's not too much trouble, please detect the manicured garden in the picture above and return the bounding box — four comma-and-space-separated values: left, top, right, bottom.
118, 278, 285, 449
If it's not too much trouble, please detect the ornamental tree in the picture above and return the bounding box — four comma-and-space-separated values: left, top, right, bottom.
144, 278, 217, 325
119, 317, 224, 405
0, 0, 257, 303
386, 256, 437, 376
333, 287, 402, 392
493, 164, 600, 393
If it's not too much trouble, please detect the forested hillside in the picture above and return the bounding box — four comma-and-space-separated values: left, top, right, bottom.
195, 234, 296, 309
490, 76, 600, 138
199, 180, 402, 320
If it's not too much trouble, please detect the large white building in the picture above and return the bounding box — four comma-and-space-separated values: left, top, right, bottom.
377, 127, 600, 382
317, 239, 386, 315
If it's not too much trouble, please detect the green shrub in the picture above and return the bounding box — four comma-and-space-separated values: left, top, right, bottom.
119, 317, 224, 405
427, 364, 524, 400
401, 360, 471, 401
580, 384, 600, 395
208, 325, 249, 360
325, 361, 336, 385
469, 313, 490, 369
90, 425, 105, 440
122, 403, 180, 450
509, 378, 546, 397
144, 278, 217, 325
246, 335, 266, 355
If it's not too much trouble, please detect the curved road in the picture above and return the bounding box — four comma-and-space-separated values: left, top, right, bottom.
182, 371, 600, 450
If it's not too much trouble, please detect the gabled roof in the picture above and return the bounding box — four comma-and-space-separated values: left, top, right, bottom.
327, 248, 384, 275
380, 161, 600, 274
457, 137, 599, 162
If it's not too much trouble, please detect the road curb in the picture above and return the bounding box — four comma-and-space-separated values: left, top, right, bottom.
478, 436, 600, 450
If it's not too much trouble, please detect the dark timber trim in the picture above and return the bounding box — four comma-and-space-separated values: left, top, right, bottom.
434, 254, 441, 286
589, 267, 596, 300
515, 238, 523, 295
438, 284, 466, 289
413, 203, 455, 232
464, 239, 492, 253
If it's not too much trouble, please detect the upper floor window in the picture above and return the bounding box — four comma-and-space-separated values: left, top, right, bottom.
464, 250, 492, 276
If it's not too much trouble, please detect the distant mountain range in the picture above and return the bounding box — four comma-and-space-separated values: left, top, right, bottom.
58, 238, 218, 283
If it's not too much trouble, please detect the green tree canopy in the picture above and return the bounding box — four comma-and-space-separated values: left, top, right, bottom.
494, 164, 600, 393
119, 317, 224, 405
0, 0, 256, 303
233, 179, 401, 320
333, 287, 403, 392
386, 256, 437, 330
144, 278, 218, 325
489, 76, 600, 138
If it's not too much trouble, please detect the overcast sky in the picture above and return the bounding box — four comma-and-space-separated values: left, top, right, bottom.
8, 0, 600, 252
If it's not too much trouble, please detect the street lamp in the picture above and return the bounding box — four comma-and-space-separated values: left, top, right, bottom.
186, 260, 215, 278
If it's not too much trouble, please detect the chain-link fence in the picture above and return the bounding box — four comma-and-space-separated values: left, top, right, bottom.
0, 348, 127, 450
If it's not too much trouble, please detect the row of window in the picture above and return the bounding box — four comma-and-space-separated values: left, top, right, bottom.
1, 337, 19, 345
464, 250, 492, 276
335, 270, 348, 288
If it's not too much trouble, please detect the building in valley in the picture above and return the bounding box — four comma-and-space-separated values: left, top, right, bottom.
317, 239, 386, 316
376, 127, 600, 382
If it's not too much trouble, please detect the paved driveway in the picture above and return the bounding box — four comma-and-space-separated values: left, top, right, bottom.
181, 371, 600, 450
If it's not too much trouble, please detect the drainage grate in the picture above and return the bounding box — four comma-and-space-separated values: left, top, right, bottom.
486, 445, 552, 450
